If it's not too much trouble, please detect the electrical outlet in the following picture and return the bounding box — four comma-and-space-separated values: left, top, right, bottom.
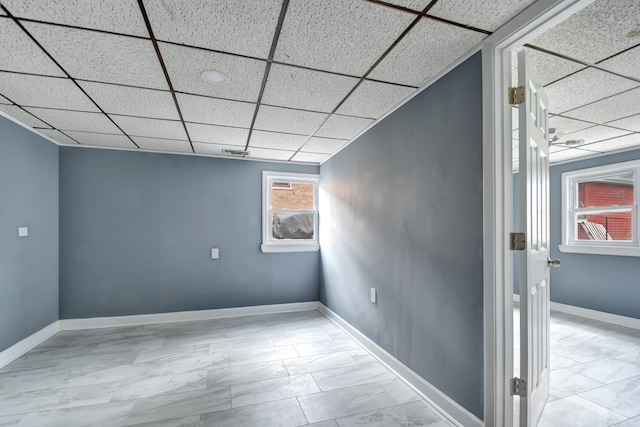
18, 227, 28, 237
370, 288, 377, 304
211, 248, 219, 259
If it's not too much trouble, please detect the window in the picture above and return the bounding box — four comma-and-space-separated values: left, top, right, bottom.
560, 159, 640, 256
261, 171, 319, 253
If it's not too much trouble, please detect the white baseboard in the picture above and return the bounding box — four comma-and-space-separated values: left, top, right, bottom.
513, 294, 640, 330
0, 321, 60, 370
318, 304, 483, 427
59, 302, 320, 330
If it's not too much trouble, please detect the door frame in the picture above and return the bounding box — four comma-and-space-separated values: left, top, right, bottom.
481, 0, 594, 425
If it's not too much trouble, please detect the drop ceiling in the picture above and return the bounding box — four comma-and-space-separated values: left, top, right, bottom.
0, 0, 638, 165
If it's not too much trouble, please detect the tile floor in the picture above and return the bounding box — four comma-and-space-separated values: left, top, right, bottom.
0, 310, 452, 426
514, 307, 640, 427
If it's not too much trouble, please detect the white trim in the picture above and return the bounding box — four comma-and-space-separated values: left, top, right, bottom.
59, 302, 319, 330
0, 321, 60, 369
319, 304, 483, 427
558, 244, 640, 257
261, 244, 320, 253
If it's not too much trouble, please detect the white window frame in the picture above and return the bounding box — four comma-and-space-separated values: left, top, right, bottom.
261, 171, 320, 253
560, 159, 640, 257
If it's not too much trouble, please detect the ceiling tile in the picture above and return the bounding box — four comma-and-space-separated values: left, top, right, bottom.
0, 72, 98, 111
558, 125, 631, 146
131, 136, 193, 153
429, 0, 535, 31
544, 68, 638, 114
110, 115, 186, 140
315, 114, 373, 140
193, 142, 249, 156
548, 147, 599, 163
24, 23, 167, 89
0, 95, 10, 104
262, 64, 359, 113
530, 0, 640, 64
564, 87, 640, 124
583, 134, 640, 152
291, 152, 330, 163
25, 108, 120, 133
301, 137, 348, 154
0, 20, 65, 77
274, 0, 415, 76
254, 105, 327, 135
510, 48, 585, 87
248, 130, 308, 151
65, 131, 136, 149
186, 123, 248, 145
247, 148, 295, 161
549, 115, 594, 134
336, 81, 414, 118
176, 93, 255, 128
37, 129, 79, 145
548, 144, 569, 154
369, 18, 485, 87
143, 0, 282, 58
159, 42, 265, 103
598, 46, 640, 81
3, 0, 148, 36
78, 81, 179, 120
382, 0, 431, 10
607, 114, 640, 133
0, 105, 52, 128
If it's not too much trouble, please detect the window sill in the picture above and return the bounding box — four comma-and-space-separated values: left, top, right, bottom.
558, 244, 640, 257
261, 244, 320, 253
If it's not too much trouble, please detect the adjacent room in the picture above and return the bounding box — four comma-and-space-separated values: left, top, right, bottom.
1, 0, 639, 426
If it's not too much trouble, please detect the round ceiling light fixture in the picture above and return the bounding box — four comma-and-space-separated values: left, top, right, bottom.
200, 70, 227, 85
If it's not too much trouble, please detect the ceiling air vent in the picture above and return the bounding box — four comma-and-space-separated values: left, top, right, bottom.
222, 149, 250, 156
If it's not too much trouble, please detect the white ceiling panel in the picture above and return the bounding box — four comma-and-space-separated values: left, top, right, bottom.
510, 48, 585, 87
78, 81, 179, 120
563, 87, 640, 124
159, 43, 265, 103
301, 137, 348, 154
382, 0, 432, 10
315, 114, 373, 140
65, 131, 136, 149
110, 116, 187, 140
24, 23, 167, 89
336, 81, 414, 119
607, 114, 640, 133
549, 144, 570, 154
131, 136, 193, 153
549, 115, 594, 134
369, 18, 485, 87
144, 0, 282, 59
548, 147, 600, 163
429, 0, 535, 31
254, 105, 327, 135
248, 130, 308, 151
274, 0, 415, 76
176, 93, 255, 128
0, 95, 10, 104
0, 20, 65, 76
3, 0, 148, 36
598, 46, 640, 81
530, 0, 640, 64
193, 142, 249, 156
0, 72, 98, 111
583, 134, 640, 152
291, 152, 330, 163
247, 148, 295, 161
37, 129, 79, 145
558, 125, 631, 146
0, 105, 52, 128
186, 123, 248, 145
262, 64, 359, 113
25, 108, 121, 133
544, 67, 638, 114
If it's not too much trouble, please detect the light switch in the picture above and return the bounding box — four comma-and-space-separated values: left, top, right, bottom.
211, 248, 220, 259
18, 227, 28, 237
370, 288, 377, 304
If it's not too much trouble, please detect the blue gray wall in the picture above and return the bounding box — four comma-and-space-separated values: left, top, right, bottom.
59, 147, 319, 319
319, 53, 484, 418
0, 116, 59, 352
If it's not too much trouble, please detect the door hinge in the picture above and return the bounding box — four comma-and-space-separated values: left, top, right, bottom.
508, 86, 525, 105
509, 232, 526, 251
511, 377, 527, 397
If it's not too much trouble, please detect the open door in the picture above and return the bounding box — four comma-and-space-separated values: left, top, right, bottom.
516, 50, 558, 427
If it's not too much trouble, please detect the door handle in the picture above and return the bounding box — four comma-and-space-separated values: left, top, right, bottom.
547, 257, 561, 267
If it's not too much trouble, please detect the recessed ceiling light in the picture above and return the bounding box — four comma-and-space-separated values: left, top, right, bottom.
200, 70, 227, 85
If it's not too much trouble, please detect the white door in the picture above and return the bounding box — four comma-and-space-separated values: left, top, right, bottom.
518, 50, 556, 427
